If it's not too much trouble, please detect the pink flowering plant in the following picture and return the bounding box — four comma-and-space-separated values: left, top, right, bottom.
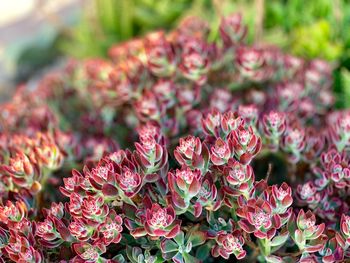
0, 12, 349, 263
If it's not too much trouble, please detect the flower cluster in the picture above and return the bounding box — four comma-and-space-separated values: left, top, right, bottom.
0, 12, 349, 263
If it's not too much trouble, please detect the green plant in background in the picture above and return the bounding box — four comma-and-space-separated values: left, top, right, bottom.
59, 0, 207, 58
290, 20, 342, 61
262, 0, 350, 108
59, 0, 260, 59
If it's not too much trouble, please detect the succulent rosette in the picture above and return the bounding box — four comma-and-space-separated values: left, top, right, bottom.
81, 195, 109, 224
219, 13, 247, 47
210, 138, 231, 166
201, 109, 222, 137
97, 210, 123, 245
221, 111, 244, 135
0, 201, 27, 226
223, 160, 254, 199
238, 104, 259, 126
236, 47, 269, 82
329, 112, 350, 151
211, 231, 246, 260
319, 230, 344, 263
2, 152, 39, 191
73, 242, 106, 263
179, 38, 210, 85
229, 125, 262, 164
144, 31, 176, 77
36, 216, 65, 247
5, 233, 42, 263
282, 126, 306, 163
195, 178, 222, 212
68, 218, 92, 242
115, 166, 142, 198
262, 111, 286, 151
135, 133, 167, 174
269, 183, 293, 214
125, 197, 181, 239
336, 214, 350, 249
168, 167, 202, 215
174, 135, 210, 172
288, 210, 327, 253
237, 197, 278, 239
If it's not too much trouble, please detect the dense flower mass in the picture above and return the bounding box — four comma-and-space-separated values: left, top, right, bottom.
0, 12, 349, 262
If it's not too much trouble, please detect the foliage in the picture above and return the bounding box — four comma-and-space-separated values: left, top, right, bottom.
1, 13, 350, 262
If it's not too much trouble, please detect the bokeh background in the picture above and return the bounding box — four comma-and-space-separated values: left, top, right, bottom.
1, 0, 350, 106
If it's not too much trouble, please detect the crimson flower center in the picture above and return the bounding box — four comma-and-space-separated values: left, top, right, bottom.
252, 211, 270, 228
150, 209, 168, 227
230, 169, 245, 181
179, 138, 195, 153
122, 170, 138, 187
304, 219, 315, 228
223, 236, 242, 251
239, 131, 251, 145
300, 183, 316, 199
82, 248, 99, 260
177, 170, 194, 184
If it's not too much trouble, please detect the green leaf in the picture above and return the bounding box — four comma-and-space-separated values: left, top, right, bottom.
112, 254, 126, 263
271, 232, 289, 247
174, 231, 185, 246
187, 230, 207, 248
172, 252, 184, 263
161, 239, 179, 253
294, 230, 306, 250
265, 255, 284, 263
195, 243, 211, 261
183, 252, 201, 263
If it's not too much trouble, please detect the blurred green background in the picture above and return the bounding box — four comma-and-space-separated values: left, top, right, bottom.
3, 0, 350, 107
